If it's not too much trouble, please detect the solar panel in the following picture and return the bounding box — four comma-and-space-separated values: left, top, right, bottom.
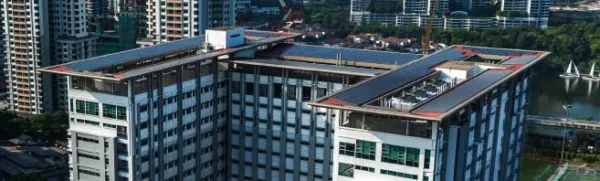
501, 55, 538, 64
464, 46, 532, 56
413, 70, 511, 113
234, 59, 385, 76
278, 44, 422, 65
63, 36, 205, 71
332, 49, 467, 105
245, 31, 276, 38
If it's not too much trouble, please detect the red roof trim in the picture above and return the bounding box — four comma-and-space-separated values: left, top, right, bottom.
320, 98, 352, 106
411, 111, 444, 117
49, 66, 73, 72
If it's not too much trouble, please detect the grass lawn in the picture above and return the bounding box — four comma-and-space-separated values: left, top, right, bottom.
520, 159, 558, 181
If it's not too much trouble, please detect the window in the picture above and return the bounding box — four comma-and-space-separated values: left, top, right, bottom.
356, 140, 376, 160
75, 100, 98, 116
117, 106, 126, 120
425, 149, 431, 169
381, 144, 406, 165
338, 163, 354, 178
76, 100, 85, 113
103, 104, 126, 120
259, 84, 268, 97
273, 83, 283, 97
103, 104, 117, 118
286, 85, 296, 99
381, 144, 420, 167
232, 81, 241, 93
316, 88, 327, 98
245, 83, 254, 95
85, 101, 99, 115
406, 148, 420, 167
380, 169, 418, 180
355, 165, 375, 172
301, 86, 311, 101
339, 142, 355, 156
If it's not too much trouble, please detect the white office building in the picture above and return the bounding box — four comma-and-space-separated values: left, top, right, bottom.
42, 28, 548, 181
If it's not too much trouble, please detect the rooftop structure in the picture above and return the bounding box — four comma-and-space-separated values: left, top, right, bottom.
312, 45, 549, 120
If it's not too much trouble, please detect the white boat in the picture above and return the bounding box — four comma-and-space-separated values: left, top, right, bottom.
559, 60, 580, 79
582, 63, 600, 81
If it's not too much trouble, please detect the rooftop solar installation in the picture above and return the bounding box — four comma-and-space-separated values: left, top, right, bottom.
331, 48, 467, 106
245, 31, 278, 38
413, 70, 511, 113
277, 44, 422, 65
501, 55, 539, 64
231, 59, 386, 76
463, 46, 534, 56
62, 36, 205, 71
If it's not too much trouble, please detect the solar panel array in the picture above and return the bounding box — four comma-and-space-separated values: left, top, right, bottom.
63, 36, 205, 71
332, 49, 467, 105
501, 55, 538, 64
278, 44, 422, 65
413, 70, 511, 113
464, 46, 532, 56
238, 59, 385, 75
245, 31, 277, 38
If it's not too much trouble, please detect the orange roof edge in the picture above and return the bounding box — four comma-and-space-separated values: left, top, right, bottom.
50, 66, 73, 72
320, 98, 352, 106
411, 111, 444, 117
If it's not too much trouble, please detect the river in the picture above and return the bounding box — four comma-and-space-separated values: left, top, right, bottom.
529, 69, 600, 120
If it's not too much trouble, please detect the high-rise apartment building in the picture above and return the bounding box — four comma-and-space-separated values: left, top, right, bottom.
350, 0, 550, 29
42, 28, 548, 181
1, 0, 96, 114
144, 0, 235, 45
2, 0, 51, 114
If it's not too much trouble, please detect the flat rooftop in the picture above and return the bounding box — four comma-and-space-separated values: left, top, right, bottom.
40, 30, 300, 81
261, 43, 422, 69
310, 45, 550, 121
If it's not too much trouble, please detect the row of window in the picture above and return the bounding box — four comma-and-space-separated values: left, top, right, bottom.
339, 140, 430, 168
73, 99, 126, 120
232, 81, 328, 101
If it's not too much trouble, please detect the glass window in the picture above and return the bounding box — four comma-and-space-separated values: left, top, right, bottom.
71, 76, 84, 90
356, 140, 376, 160
382, 144, 406, 165
425, 149, 431, 169
103, 104, 117, 119
301, 86, 311, 101
245, 83, 254, 95
273, 83, 283, 98
76, 100, 85, 113
182, 64, 197, 81
339, 142, 355, 156
380, 169, 418, 180
338, 163, 354, 178
408, 120, 432, 138
259, 84, 268, 97
232, 81, 241, 93
316, 88, 327, 98
117, 106, 127, 120
355, 165, 374, 172
406, 148, 420, 167
286, 85, 296, 99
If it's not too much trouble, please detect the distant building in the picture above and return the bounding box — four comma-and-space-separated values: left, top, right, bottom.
350, 0, 550, 29
1, 0, 97, 114
143, 0, 236, 45
251, 6, 281, 15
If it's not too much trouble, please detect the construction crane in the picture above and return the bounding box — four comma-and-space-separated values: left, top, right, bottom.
278, 0, 304, 30
421, 0, 440, 55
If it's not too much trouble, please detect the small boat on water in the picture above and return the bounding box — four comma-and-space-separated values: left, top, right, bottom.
559, 60, 580, 79
582, 63, 600, 81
